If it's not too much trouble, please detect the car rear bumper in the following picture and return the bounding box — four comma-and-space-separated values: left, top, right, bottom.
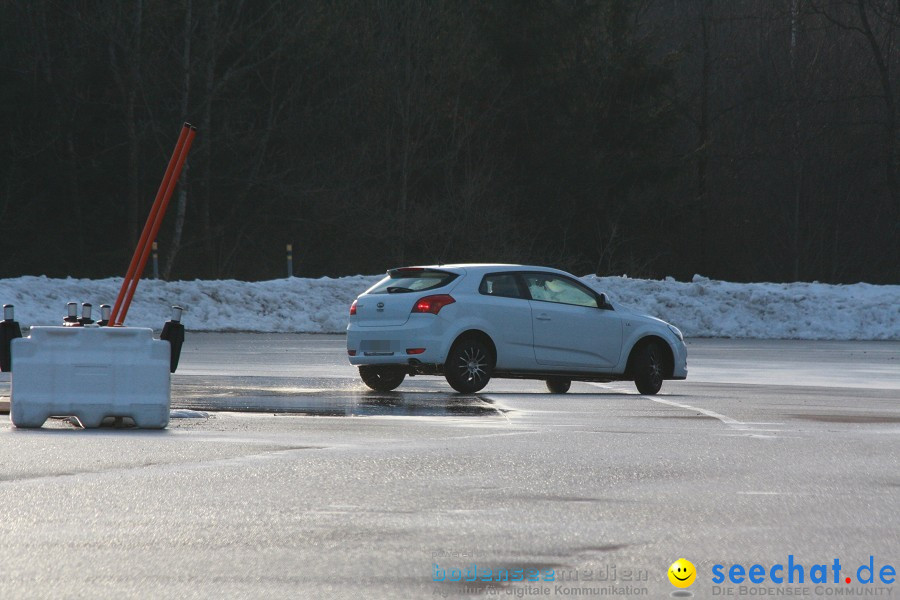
347, 317, 449, 367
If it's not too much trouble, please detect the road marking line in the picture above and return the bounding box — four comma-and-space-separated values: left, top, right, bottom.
646, 395, 744, 426
586, 382, 781, 435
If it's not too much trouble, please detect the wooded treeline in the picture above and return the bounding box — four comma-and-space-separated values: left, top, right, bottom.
0, 0, 897, 283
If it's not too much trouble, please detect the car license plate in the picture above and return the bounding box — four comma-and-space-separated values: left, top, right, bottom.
361, 340, 392, 353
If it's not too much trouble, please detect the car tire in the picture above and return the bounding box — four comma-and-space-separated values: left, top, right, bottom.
545, 377, 571, 394
633, 342, 665, 395
359, 366, 406, 392
445, 337, 493, 393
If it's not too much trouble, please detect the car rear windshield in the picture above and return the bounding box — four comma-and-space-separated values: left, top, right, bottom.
369, 268, 458, 294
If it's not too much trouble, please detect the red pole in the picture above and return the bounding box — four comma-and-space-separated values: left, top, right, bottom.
110, 123, 191, 325
115, 126, 197, 325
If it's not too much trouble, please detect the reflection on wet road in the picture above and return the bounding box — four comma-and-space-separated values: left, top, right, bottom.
2, 334, 899, 599
172, 375, 508, 417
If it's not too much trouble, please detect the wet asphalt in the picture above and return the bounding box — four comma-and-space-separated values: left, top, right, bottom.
0, 334, 898, 599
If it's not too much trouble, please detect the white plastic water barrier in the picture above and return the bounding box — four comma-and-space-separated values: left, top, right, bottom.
11, 327, 171, 428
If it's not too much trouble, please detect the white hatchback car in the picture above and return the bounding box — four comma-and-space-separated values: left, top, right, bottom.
347, 264, 687, 394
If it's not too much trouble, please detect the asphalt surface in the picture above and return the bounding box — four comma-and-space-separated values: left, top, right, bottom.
0, 334, 898, 599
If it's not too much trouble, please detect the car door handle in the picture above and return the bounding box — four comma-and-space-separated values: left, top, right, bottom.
535, 314, 551, 321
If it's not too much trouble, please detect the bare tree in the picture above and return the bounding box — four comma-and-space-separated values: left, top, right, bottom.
163, 0, 194, 280
106, 0, 146, 247
810, 0, 899, 215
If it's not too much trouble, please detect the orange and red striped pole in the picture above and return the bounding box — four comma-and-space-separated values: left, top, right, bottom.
110, 123, 197, 326
110, 123, 190, 325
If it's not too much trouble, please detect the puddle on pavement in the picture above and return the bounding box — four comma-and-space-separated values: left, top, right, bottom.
641, 414, 718, 420
172, 377, 507, 417
788, 413, 900, 424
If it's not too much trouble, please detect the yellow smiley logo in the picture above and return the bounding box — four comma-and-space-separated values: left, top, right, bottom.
668, 558, 696, 588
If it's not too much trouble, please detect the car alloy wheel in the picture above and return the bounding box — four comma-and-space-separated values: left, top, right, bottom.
445, 338, 493, 393
359, 365, 406, 392
634, 341, 665, 395
545, 377, 571, 394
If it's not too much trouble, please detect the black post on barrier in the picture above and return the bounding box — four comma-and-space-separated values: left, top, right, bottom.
98, 304, 112, 327
63, 302, 81, 326
0, 304, 23, 372
78, 303, 94, 326
160, 305, 185, 373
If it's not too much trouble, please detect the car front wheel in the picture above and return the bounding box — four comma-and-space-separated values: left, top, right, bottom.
633, 342, 665, 395
359, 365, 406, 392
445, 337, 493, 393
545, 377, 571, 394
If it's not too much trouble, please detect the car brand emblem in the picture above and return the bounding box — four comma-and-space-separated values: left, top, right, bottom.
376, 302, 385, 311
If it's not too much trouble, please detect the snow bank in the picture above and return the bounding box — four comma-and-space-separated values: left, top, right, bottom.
0, 274, 897, 340
582, 274, 899, 341
0, 275, 380, 334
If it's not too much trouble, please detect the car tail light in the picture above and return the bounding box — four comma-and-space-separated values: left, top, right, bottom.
348, 349, 357, 356
406, 348, 426, 355
350, 300, 358, 316
411, 294, 455, 315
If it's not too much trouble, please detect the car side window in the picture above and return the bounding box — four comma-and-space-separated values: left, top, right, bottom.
479, 273, 526, 299
523, 274, 598, 308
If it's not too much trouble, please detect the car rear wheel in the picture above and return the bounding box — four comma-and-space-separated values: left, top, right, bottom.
545, 377, 571, 394
359, 365, 406, 392
633, 342, 665, 395
445, 337, 493, 393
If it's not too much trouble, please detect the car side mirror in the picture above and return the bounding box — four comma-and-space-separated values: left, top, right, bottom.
598, 293, 610, 309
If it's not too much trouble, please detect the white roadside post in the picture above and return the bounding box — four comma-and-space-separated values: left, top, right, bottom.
287, 243, 294, 278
